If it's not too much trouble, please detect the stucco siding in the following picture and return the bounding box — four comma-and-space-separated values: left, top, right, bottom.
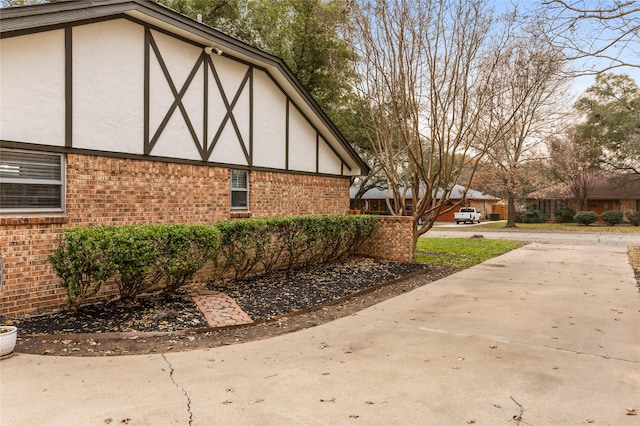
0, 30, 66, 146
73, 19, 145, 154
318, 136, 343, 175
252, 69, 287, 169
288, 105, 317, 172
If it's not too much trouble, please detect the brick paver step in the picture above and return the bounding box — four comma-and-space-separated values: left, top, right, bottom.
192, 292, 253, 328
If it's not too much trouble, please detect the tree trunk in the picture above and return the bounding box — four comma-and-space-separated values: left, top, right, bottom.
506, 194, 517, 228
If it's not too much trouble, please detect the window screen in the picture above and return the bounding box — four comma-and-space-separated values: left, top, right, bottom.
0, 149, 64, 212
230, 170, 248, 209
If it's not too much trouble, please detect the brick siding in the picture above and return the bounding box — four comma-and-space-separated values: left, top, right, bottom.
3, 153, 411, 317
356, 216, 415, 263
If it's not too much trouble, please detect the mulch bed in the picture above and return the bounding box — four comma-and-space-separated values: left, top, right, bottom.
7, 257, 452, 357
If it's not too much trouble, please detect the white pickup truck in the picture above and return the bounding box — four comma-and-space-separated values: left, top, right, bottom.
454, 207, 482, 224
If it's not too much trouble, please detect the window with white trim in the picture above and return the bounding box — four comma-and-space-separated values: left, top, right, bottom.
230, 169, 248, 209
0, 149, 64, 212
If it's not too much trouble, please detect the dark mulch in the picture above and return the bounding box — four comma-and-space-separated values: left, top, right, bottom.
208, 257, 427, 322
9, 257, 453, 357
14, 294, 208, 335
13, 257, 425, 335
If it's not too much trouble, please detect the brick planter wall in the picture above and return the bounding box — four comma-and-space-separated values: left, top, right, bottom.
357, 216, 415, 263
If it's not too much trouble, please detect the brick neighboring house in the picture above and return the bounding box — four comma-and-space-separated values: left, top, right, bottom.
527, 176, 640, 221
350, 185, 501, 222
0, 0, 371, 317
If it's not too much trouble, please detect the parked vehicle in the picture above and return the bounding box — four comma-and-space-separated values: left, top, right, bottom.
454, 207, 481, 224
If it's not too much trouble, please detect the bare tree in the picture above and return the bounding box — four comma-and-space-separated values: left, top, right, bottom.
541, 0, 640, 72
348, 0, 557, 244
546, 127, 601, 210
481, 27, 570, 227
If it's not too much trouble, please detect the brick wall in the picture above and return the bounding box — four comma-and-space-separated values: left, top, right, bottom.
250, 171, 350, 216
1, 153, 419, 317
357, 216, 415, 263
0, 153, 357, 317
0, 218, 67, 316
620, 199, 637, 216
65, 154, 231, 226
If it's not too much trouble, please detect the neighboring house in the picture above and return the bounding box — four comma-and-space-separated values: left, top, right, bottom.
527, 176, 640, 221
350, 185, 501, 221
0, 0, 369, 317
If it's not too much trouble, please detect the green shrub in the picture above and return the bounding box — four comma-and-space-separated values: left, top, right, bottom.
51, 224, 221, 304
51, 216, 379, 307
554, 206, 575, 223
153, 224, 220, 292
215, 218, 273, 280
600, 210, 624, 226
516, 205, 547, 224
106, 225, 163, 299
213, 215, 378, 280
627, 211, 640, 226
49, 227, 115, 308
574, 210, 599, 226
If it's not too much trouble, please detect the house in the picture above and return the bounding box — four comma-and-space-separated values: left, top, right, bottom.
527, 176, 640, 221
350, 184, 501, 221
0, 0, 370, 317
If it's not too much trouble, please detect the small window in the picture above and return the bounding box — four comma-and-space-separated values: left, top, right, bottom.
0, 149, 64, 212
230, 169, 248, 209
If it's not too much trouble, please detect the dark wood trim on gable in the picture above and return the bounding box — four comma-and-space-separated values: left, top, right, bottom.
64, 26, 72, 148
146, 29, 205, 159
205, 56, 251, 163
249, 67, 254, 167
0, 0, 370, 175
315, 133, 319, 174
1, 1, 369, 176
143, 26, 151, 154
285, 98, 290, 170
203, 53, 209, 155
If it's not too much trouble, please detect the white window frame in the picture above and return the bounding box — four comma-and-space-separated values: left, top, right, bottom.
230, 169, 249, 210
0, 148, 65, 213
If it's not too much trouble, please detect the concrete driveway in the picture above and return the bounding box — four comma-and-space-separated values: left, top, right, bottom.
1, 242, 639, 425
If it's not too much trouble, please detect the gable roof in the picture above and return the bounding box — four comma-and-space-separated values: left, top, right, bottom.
350, 184, 500, 200
528, 175, 640, 200
0, 0, 370, 175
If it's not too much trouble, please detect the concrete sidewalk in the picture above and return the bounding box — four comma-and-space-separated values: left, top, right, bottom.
1, 243, 639, 425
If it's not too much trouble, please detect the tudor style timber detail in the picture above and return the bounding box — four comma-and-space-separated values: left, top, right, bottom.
1, 1, 368, 177
206, 54, 251, 164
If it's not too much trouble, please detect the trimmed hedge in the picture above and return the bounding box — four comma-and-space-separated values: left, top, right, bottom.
554, 206, 575, 223
50, 224, 220, 306
50, 215, 378, 307
574, 211, 599, 226
212, 215, 378, 280
600, 210, 624, 226
49, 226, 116, 307
627, 211, 640, 226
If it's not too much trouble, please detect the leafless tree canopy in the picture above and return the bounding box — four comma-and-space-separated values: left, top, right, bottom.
349, 0, 568, 241
546, 127, 602, 210
541, 0, 640, 72
482, 28, 570, 227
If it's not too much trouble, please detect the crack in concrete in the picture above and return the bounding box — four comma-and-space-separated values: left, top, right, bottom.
162, 354, 193, 425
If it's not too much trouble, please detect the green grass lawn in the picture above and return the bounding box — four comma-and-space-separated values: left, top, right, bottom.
444, 221, 640, 234
415, 237, 521, 269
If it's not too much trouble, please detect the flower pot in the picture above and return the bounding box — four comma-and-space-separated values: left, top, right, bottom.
0, 326, 17, 359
